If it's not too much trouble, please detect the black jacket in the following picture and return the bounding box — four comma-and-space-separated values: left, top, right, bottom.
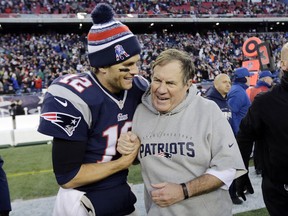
237, 73, 288, 184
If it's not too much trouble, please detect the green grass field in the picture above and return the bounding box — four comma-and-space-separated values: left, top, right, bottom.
1, 144, 143, 200
1, 144, 268, 215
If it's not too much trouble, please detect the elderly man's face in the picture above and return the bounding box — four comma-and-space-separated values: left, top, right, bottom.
151, 60, 191, 113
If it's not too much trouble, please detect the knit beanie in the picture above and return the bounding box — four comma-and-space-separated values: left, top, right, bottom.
87, 3, 141, 68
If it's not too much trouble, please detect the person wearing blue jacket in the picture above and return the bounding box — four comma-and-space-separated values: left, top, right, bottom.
227, 67, 254, 204
228, 67, 252, 135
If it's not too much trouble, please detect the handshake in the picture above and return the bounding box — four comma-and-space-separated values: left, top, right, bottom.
235, 173, 254, 201
117, 131, 140, 155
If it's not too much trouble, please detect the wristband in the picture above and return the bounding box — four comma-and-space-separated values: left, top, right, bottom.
180, 183, 189, 200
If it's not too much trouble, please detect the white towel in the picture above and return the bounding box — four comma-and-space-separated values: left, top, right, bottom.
52, 187, 94, 216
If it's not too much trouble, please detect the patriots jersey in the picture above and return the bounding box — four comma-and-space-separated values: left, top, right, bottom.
38, 71, 148, 190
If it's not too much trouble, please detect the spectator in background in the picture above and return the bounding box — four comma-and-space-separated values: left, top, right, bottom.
130, 49, 246, 215
236, 42, 288, 216
248, 70, 275, 102
9, 100, 25, 118
0, 156, 11, 216
206, 73, 245, 205
46, 73, 57, 87
227, 67, 253, 204
247, 70, 275, 176
10, 74, 20, 95
206, 73, 232, 126
228, 67, 252, 137
34, 75, 43, 93
3, 78, 14, 95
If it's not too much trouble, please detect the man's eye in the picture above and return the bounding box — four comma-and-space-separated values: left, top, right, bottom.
119, 68, 130, 72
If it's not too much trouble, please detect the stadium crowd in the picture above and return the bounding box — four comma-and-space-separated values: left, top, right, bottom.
0, 1, 287, 95
0, 30, 286, 95
0, 0, 287, 17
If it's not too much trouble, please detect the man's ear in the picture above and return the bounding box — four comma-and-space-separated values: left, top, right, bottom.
187, 79, 193, 88
98, 67, 107, 74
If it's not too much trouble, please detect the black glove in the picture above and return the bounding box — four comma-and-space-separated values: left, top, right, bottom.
235, 173, 254, 201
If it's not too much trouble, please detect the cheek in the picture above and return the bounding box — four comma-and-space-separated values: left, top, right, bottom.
117, 74, 126, 82
150, 83, 158, 92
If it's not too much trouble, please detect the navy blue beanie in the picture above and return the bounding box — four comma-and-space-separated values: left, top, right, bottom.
87, 3, 141, 68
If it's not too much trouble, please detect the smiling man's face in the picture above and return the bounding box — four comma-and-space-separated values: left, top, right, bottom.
151, 60, 190, 113
98, 54, 140, 93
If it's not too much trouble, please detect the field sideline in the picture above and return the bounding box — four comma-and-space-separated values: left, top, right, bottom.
7, 169, 53, 177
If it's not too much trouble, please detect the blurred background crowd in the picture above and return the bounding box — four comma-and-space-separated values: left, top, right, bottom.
0, 31, 286, 95
0, 0, 287, 95
0, 0, 287, 17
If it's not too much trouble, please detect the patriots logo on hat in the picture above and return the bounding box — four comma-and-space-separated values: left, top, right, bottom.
115, 44, 130, 61
41, 112, 81, 137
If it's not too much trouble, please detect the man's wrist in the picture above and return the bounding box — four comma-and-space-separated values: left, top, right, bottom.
180, 183, 189, 200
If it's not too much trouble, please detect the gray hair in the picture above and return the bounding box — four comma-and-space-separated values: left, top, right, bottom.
152, 49, 195, 84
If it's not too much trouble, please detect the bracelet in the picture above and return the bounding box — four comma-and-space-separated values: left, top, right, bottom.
180, 183, 189, 200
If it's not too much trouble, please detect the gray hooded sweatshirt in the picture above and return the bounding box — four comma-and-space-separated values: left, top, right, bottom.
132, 86, 246, 216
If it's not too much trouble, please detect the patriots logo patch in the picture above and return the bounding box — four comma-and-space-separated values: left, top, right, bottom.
157, 152, 172, 159
115, 44, 130, 61
41, 112, 81, 137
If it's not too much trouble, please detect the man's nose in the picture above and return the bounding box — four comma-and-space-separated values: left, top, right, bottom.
157, 82, 167, 93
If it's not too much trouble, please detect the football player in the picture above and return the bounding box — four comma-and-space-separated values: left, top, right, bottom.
38, 3, 148, 216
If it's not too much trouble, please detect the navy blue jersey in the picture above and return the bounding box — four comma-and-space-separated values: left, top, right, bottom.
38, 71, 148, 190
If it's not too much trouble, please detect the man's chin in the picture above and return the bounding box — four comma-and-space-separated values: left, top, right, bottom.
122, 83, 133, 90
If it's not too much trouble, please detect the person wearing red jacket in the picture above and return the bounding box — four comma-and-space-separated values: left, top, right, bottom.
248, 70, 275, 103
34, 76, 43, 93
